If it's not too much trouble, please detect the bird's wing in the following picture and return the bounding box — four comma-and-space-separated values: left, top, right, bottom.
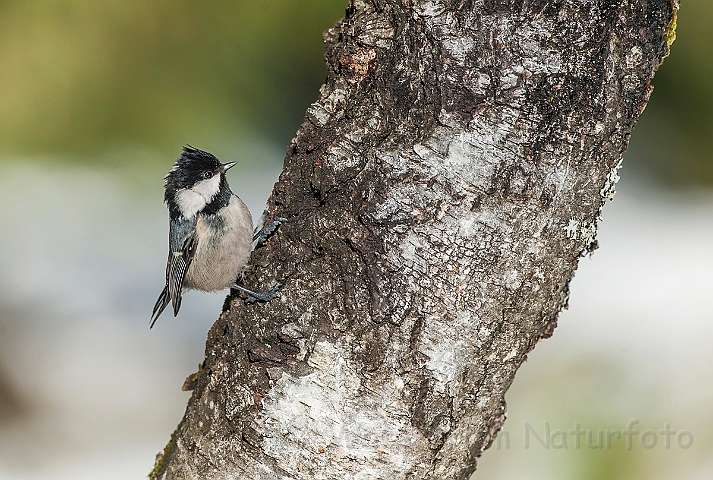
151, 217, 197, 327
167, 217, 198, 315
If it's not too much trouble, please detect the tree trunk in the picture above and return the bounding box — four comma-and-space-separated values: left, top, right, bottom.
153, 0, 676, 478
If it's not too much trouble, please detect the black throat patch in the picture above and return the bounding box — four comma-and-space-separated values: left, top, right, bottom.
201, 176, 232, 216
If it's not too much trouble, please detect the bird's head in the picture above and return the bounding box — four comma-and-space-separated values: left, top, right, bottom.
164, 146, 236, 219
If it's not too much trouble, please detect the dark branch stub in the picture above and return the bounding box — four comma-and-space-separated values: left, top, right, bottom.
154, 0, 677, 479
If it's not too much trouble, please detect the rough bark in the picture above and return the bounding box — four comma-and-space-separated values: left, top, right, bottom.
153, 0, 676, 478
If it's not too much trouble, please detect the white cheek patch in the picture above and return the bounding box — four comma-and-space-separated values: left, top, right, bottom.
175, 189, 206, 219
175, 174, 221, 219
192, 174, 221, 199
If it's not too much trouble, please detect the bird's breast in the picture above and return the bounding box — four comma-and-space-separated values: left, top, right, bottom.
183, 195, 253, 292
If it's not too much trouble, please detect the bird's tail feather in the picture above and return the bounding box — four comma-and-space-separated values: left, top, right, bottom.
172, 294, 182, 317
150, 286, 171, 329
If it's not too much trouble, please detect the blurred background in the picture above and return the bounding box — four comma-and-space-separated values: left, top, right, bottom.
0, 1, 710, 479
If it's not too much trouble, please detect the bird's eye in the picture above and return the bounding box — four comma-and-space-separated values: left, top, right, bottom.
201, 171, 213, 179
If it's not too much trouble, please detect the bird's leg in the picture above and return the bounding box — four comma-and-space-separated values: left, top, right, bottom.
252, 215, 287, 249
232, 283, 282, 304
240, 214, 285, 303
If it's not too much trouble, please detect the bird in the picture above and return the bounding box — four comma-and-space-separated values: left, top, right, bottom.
151, 146, 279, 328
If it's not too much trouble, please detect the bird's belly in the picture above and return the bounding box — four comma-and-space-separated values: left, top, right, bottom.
183, 196, 253, 292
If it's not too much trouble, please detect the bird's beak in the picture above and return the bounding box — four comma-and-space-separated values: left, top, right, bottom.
221, 162, 237, 172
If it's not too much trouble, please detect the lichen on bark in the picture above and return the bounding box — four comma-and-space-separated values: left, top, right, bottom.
154, 0, 676, 478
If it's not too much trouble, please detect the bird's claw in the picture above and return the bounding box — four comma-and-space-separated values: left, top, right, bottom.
245, 283, 282, 304
253, 217, 287, 248
233, 283, 282, 304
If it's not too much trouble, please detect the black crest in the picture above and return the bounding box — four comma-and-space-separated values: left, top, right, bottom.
164, 146, 222, 191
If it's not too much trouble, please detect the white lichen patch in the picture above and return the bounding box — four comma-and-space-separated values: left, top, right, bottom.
565, 218, 580, 239
502, 269, 521, 290
439, 35, 476, 62
626, 45, 643, 69
326, 143, 361, 172
433, 123, 515, 190
565, 217, 598, 252
580, 221, 597, 247
307, 84, 348, 127
419, 311, 479, 394
254, 341, 430, 479
412, 0, 446, 18
600, 158, 622, 200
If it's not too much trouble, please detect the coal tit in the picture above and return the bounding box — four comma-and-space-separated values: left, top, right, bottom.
150, 146, 278, 328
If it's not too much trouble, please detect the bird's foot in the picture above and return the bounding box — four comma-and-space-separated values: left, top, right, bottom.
252, 216, 287, 248
233, 283, 282, 304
